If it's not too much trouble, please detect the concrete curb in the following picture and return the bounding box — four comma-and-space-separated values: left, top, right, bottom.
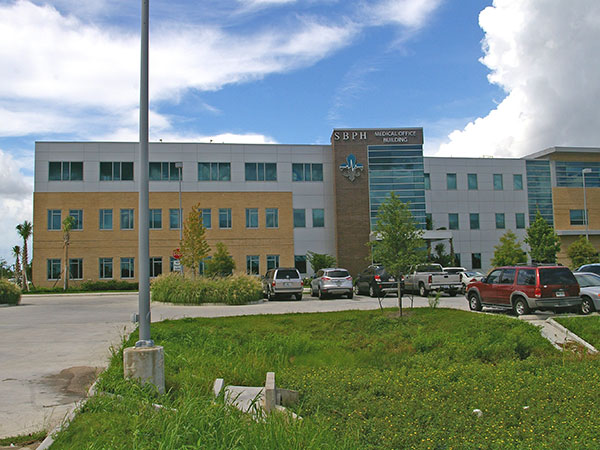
23, 291, 138, 298
545, 318, 598, 353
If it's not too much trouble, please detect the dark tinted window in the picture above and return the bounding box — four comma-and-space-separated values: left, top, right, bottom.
486, 270, 502, 284
517, 269, 536, 285
276, 269, 299, 280
417, 264, 443, 272
499, 269, 516, 284
326, 270, 349, 278
539, 268, 576, 285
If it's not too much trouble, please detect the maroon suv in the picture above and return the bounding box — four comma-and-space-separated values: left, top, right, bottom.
466, 265, 581, 315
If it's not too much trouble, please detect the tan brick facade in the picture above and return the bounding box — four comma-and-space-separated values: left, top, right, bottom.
33, 191, 293, 287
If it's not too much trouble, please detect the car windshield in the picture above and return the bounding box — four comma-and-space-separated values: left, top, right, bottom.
275, 269, 299, 279
464, 271, 479, 277
574, 273, 600, 287
539, 268, 577, 285
418, 264, 443, 272
326, 270, 349, 278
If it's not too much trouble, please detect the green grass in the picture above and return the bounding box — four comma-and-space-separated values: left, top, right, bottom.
0, 431, 46, 446
555, 315, 600, 349
50, 308, 600, 449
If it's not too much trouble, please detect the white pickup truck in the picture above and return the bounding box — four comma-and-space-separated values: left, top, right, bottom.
404, 263, 462, 297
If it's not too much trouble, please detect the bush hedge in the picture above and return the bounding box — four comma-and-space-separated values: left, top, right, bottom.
150, 272, 262, 305
0, 279, 21, 305
27, 280, 139, 294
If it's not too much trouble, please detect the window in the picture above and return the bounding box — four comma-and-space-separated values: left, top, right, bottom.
446, 173, 457, 190
47, 258, 61, 280
516, 213, 526, 229
99, 258, 113, 279
120, 209, 134, 230
48, 161, 83, 181
121, 257, 135, 279
496, 213, 505, 229
219, 208, 232, 229
266, 208, 278, 228
267, 255, 279, 270
570, 209, 586, 225
201, 209, 211, 229
424, 173, 430, 190
312, 208, 325, 227
69, 209, 83, 230
150, 257, 162, 278
100, 162, 133, 181
246, 255, 259, 275
469, 213, 480, 230
198, 162, 231, 181
47, 210, 61, 230
149, 162, 181, 181
69, 258, 83, 279
486, 269, 502, 284
499, 268, 516, 284
292, 163, 323, 181
455, 254, 461, 266
471, 253, 482, 269
293, 209, 306, 228
517, 268, 536, 285
198, 257, 211, 276
169, 209, 180, 230
295, 255, 307, 274
99, 209, 113, 230
245, 162, 277, 181
449, 213, 459, 230
513, 174, 523, 190
468, 173, 478, 190
493, 174, 503, 190
246, 208, 258, 228
149, 209, 162, 229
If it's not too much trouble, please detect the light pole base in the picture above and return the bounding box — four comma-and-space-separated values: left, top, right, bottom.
123, 345, 165, 394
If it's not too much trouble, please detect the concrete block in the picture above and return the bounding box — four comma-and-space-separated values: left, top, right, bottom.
277, 388, 299, 407
213, 378, 224, 397
123, 346, 165, 394
264, 372, 276, 412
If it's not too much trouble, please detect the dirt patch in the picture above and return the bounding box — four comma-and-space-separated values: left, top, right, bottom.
42, 366, 103, 402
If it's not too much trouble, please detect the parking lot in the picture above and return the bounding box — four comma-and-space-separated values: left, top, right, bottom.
0, 290, 557, 439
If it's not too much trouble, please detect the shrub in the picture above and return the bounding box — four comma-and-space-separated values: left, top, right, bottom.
80, 280, 139, 291
0, 279, 21, 305
151, 273, 262, 305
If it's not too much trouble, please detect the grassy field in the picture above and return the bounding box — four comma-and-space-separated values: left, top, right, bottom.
555, 315, 600, 349
50, 308, 600, 449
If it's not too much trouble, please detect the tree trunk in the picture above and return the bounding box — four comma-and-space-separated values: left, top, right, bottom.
63, 243, 69, 291
22, 243, 30, 291
397, 276, 403, 317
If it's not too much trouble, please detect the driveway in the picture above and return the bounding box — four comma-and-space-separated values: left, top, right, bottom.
0, 292, 468, 438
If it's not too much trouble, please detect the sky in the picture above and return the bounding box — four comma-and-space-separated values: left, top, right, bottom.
1, 0, 600, 264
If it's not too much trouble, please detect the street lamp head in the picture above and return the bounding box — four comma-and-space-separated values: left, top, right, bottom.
174, 162, 183, 169
582, 168, 592, 175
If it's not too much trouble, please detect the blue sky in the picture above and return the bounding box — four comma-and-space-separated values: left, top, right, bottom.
1, 0, 600, 263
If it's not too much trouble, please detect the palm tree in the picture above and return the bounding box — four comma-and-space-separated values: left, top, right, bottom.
16, 221, 32, 291
62, 216, 76, 291
12, 245, 21, 287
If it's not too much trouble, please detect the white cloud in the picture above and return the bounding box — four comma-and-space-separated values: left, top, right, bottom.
367, 0, 443, 29
436, 0, 600, 157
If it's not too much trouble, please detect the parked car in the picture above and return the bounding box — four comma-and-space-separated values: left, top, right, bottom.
310, 268, 353, 299
404, 263, 462, 297
459, 270, 485, 293
573, 272, 600, 315
354, 265, 401, 298
466, 264, 581, 315
262, 267, 303, 301
576, 263, 600, 276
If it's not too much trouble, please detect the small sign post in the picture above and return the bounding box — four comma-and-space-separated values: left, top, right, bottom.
173, 248, 183, 273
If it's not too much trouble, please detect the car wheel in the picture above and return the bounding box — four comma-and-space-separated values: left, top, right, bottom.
580, 296, 594, 315
267, 289, 275, 301
419, 283, 428, 297
310, 285, 317, 297
513, 297, 530, 316
318, 288, 326, 300
354, 284, 360, 295
347, 291, 354, 299
369, 284, 377, 298
295, 292, 303, 301
468, 292, 482, 311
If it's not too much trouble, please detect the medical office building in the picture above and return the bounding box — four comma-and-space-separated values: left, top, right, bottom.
32, 128, 600, 287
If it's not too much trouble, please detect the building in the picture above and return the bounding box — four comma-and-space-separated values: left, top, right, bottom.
32, 129, 600, 287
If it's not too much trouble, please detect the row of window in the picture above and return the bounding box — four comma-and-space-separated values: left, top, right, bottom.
427, 212, 527, 230
47, 254, 304, 280
450, 253, 483, 270
424, 173, 524, 191
48, 207, 326, 231
48, 161, 324, 183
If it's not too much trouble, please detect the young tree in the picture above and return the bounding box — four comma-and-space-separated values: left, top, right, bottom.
491, 231, 527, 266
180, 203, 210, 277
567, 235, 599, 269
525, 210, 561, 263
12, 246, 21, 286
16, 220, 32, 291
0, 258, 14, 279
369, 193, 425, 315
62, 215, 76, 291
429, 242, 453, 267
306, 251, 337, 273
205, 242, 235, 277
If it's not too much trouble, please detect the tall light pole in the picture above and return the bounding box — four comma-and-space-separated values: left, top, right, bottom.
582, 168, 592, 241
175, 162, 183, 241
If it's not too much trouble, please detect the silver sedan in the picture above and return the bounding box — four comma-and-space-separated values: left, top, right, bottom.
574, 272, 600, 314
